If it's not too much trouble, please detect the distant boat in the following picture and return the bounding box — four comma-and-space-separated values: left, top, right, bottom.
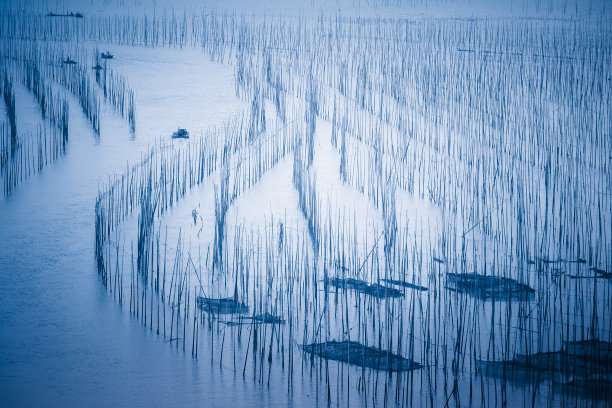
63, 58, 77, 65
171, 128, 189, 139
47, 12, 83, 18
101, 52, 113, 59
92, 63, 104, 71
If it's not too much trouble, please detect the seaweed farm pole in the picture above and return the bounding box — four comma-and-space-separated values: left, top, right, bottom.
163, 227, 168, 338
130, 242, 134, 315
243, 321, 254, 378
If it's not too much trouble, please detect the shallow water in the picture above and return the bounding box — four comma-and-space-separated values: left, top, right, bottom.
0, 48, 296, 407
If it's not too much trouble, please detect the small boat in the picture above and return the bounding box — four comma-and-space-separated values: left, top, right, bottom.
47, 12, 83, 18
171, 128, 189, 139
101, 52, 113, 59
92, 63, 104, 71
63, 58, 77, 65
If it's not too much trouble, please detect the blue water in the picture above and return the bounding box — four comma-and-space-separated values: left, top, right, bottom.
0, 54, 311, 408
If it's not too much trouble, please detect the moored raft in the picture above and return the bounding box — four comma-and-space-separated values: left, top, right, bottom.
302, 340, 422, 372
196, 296, 248, 315
446, 272, 535, 300
326, 277, 403, 298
